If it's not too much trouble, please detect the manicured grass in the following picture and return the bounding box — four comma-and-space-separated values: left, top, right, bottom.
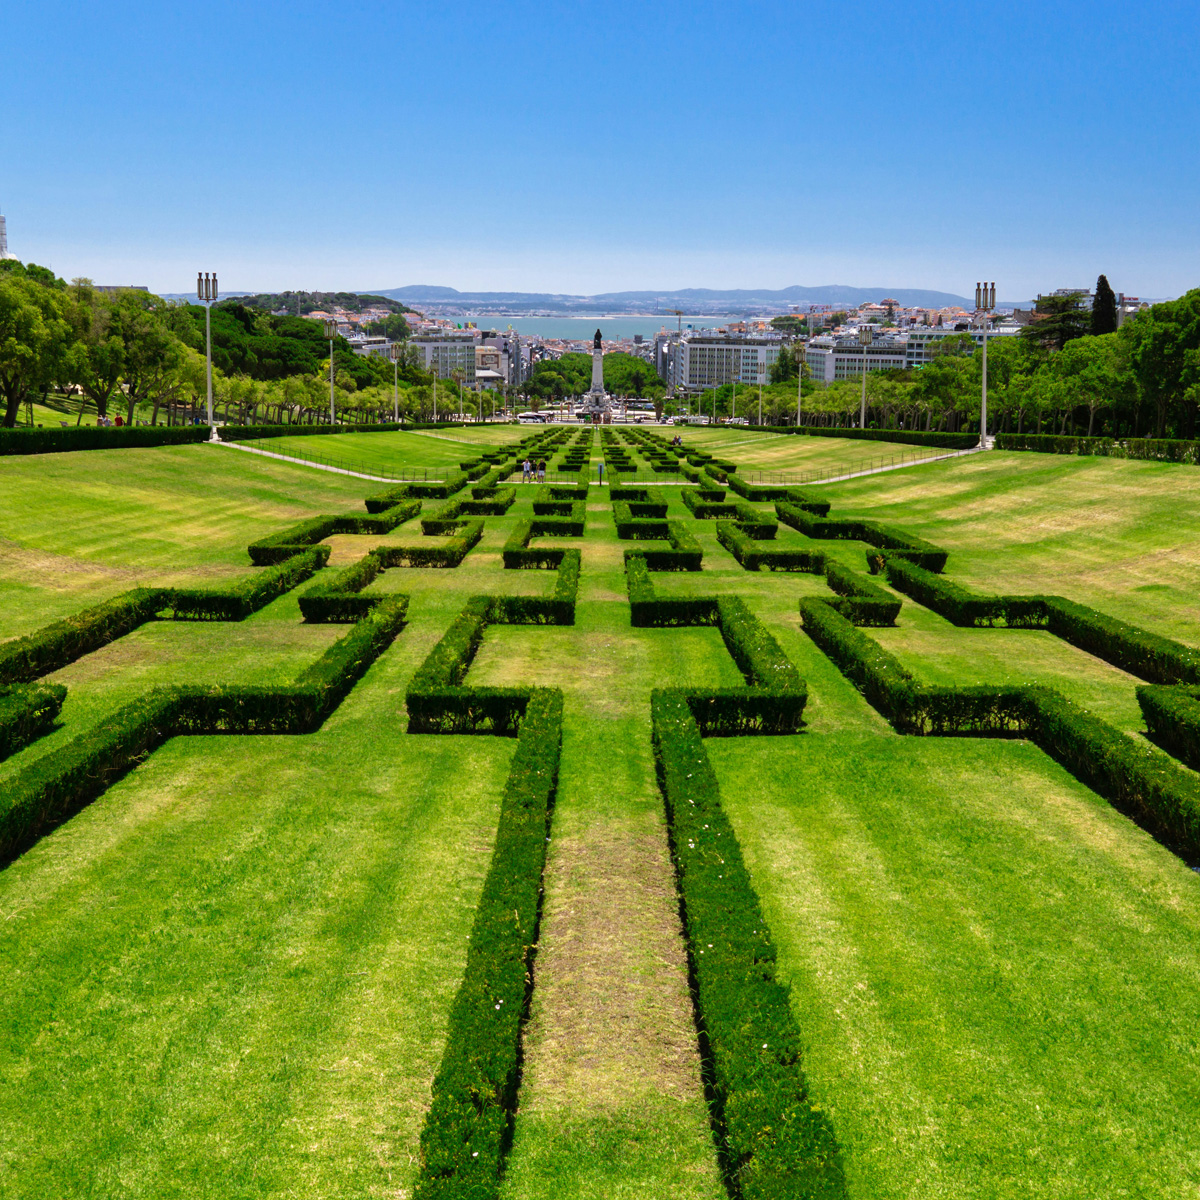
710, 733, 1200, 1199
817, 448, 1200, 642
6, 433, 1200, 1196
0, 443, 372, 639
676, 426, 948, 474
260, 428, 517, 473
0, 645, 515, 1198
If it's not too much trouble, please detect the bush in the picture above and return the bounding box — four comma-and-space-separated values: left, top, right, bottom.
1139, 685, 1200, 770
775, 503, 948, 573
0, 683, 66, 761
651, 690, 846, 1198
168, 548, 326, 620
0, 425, 210, 456
995, 433, 1200, 463
625, 554, 718, 627
717, 522, 821, 572
0, 600, 407, 864
824, 561, 901, 626
413, 689, 561, 1200
488, 551, 580, 626
218, 422, 403, 441
382, 519, 483, 568
0, 588, 169, 685
883, 558, 1048, 628
800, 597, 1200, 857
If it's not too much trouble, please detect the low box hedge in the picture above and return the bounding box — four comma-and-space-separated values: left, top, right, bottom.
167, 548, 326, 621
800, 597, 1200, 858
0, 683, 66, 761
651, 690, 846, 1198
995, 433, 1200, 463
716, 521, 823, 573
1138, 685, 1200, 771
0, 425, 211, 456
625, 555, 718, 627
412, 689, 561, 1200
775, 502, 948, 573
382, 520, 483, 568
0, 599, 407, 864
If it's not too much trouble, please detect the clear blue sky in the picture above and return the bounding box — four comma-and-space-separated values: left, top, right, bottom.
4, 0, 1197, 301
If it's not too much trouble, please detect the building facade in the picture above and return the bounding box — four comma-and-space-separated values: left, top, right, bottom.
805, 336, 908, 383
409, 332, 478, 383
674, 335, 783, 392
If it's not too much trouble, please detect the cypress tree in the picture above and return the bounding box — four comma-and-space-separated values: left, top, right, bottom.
1092, 274, 1118, 335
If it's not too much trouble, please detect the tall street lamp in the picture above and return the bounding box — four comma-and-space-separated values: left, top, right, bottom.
323, 319, 338, 425
389, 342, 402, 424
975, 281, 996, 449
797, 311, 810, 428
858, 325, 873, 429
196, 271, 218, 434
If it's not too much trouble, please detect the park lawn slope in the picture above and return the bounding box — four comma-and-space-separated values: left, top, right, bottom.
710, 732, 1200, 1200
0, 719, 514, 1199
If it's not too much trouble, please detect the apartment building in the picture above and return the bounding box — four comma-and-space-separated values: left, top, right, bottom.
805, 335, 907, 383
674, 334, 783, 392
408, 331, 478, 382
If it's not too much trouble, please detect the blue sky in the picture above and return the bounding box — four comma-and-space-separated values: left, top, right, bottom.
3, 0, 1197, 300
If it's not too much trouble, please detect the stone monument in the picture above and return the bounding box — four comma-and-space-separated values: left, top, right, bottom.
579, 328, 610, 422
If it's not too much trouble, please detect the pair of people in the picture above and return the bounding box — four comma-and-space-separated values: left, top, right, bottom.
521, 458, 547, 483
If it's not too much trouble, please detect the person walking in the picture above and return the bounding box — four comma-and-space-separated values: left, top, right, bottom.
522, 457, 531, 482
537, 458, 546, 483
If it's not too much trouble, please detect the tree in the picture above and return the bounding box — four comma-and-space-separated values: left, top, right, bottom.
1122, 290, 1200, 438
0, 274, 71, 426
1092, 274, 1118, 336
63, 282, 127, 421
115, 292, 185, 424
363, 313, 411, 341
770, 345, 799, 383
770, 315, 806, 336
1021, 291, 1091, 351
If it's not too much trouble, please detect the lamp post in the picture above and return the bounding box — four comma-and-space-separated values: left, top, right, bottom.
797, 312, 809, 428
758, 359, 764, 427
389, 342, 402, 424
323, 319, 338, 425
196, 271, 218, 435
975, 281, 996, 448
858, 325, 873, 429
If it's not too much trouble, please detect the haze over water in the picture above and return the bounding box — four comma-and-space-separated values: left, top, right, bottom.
459, 315, 729, 341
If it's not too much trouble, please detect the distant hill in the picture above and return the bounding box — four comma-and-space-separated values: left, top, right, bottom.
219, 290, 416, 316
371, 283, 981, 312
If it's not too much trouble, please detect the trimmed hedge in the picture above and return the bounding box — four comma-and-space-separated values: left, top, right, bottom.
0, 589, 168, 685
248, 500, 419, 564
1139, 685, 1200, 771
422, 489, 514, 534
620, 520, 703, 571
884, 558, 1200, 683
0, 599, 408, 864
717, 521, 823, 572
995, 433, 1200, 463
625, 555, 717, 627
651, 690, 846, 1198
0, 683, 66, 761
824, 561, 902, 626
487, 550, 580, 627
532, 484, 589, 516
0, 425, 210, 456
726, 475, 832, 514
383, 519, 483, 568
503, 514, 584, 569
745, 427, 977, 450
364, 473, 467, 507
413, 689, 561, 1200
800, 597, 1200, 857
775, 502, 948, 573
168, 548, 326, 620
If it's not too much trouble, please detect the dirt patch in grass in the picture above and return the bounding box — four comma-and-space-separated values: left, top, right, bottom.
519, 816, 703, 1111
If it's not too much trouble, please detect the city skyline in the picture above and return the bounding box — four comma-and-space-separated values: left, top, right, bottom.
3, 1, 1198, 298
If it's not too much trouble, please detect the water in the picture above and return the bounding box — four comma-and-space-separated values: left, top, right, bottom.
457, 314, 731, 342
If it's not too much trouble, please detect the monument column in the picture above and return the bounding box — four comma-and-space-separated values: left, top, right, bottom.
590, 328, 604, 394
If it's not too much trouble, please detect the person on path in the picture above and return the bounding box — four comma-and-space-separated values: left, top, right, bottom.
537, 459, 546, 483
522, 457, 531, 482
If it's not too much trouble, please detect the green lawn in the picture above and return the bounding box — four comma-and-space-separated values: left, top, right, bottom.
258, 426, 525, 475
711, 734, 1200, 1199
4, 432, 1200, 1196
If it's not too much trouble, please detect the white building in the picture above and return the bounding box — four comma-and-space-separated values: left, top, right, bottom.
805, 335, 907, 384
409, 331, 478, 383
0, 213, 13, 260
675, 334, 784, 393
903, 324, 1021, 369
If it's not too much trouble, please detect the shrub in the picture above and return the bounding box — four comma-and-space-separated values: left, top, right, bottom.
775, 503, 948, 573
168, 548, 327, 620
0, 425, 210, 456
625, 554, 718, 627
613, 501, 669, 539
800, 597, 1200, 857
1139, 685, 1200, 771
883, 558, 1048, 628
995, 433, 1200, 463
823, 561, 901, 626
217, 422, 403, 441
0, 588, 169, 685
0, 683, 66, 761
651, 690, 846, 1199
488, 550, 580, 626
383, 520, 483, 568
717, 522, 821, 572
413, 689, 561, 1200
0, 600, 407, 864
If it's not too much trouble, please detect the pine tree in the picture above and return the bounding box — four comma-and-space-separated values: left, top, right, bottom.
1092, 274, 1118, 335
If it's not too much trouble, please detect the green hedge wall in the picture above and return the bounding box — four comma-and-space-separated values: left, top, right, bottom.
716, 522, 819, 572
0, 599, 407, 864
168, 548, 326, 621
651, 690, 846, 1198
0, 425, 211, 456
412, 689, 562, 1200
383, 519, 483, 569
1138, 685, 1200, 771
0, 683, 66, 761
995, 433, 1200, 463
746, 427, 976, 451
625, 555, 717, 627
775, 502, 948, 573
218, 422, 403, 442
800, 597, 1200, 858
884, 558, 1200, 683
